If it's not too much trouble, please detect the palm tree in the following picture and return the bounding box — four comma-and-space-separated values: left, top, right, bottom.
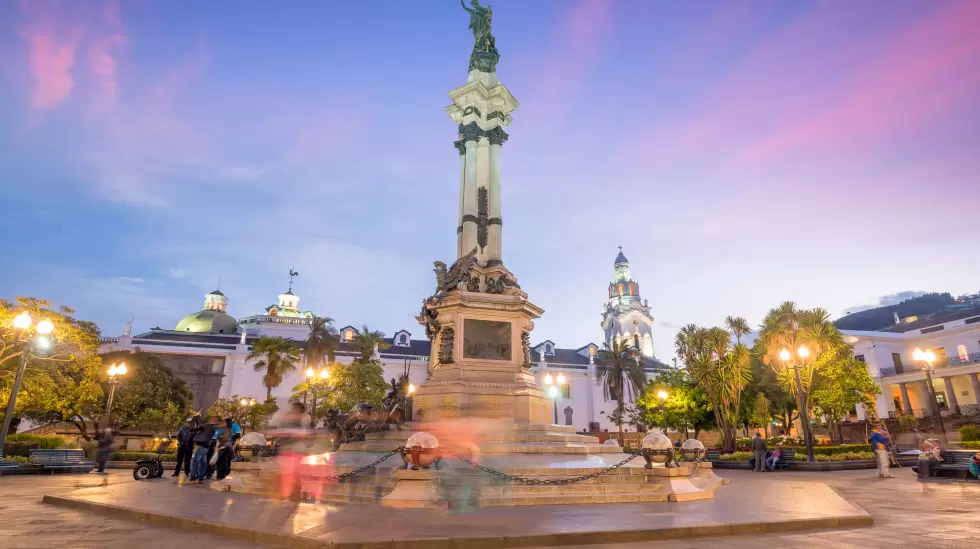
248, 336, 301, 401
596, 340, 648, 439
756, 302, 841, 441
675, 323, 752, 452
305, 316, 339, 368
355, 325, 390, 363
724, 316, 751, 344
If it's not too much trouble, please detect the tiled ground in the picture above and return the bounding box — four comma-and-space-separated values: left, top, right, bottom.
1, 468, 977, 548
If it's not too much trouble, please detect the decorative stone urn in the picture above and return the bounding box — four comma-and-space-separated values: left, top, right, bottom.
641, 431, 675, 468
403, 432, 440, 470
681, 438, 706, 462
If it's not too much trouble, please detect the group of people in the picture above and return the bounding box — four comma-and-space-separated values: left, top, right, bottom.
174, 415, 242, 483
750, 433, 785, 471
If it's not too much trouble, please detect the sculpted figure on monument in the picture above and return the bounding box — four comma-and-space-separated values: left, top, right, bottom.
486, 270, 526, 298
439, 327, 455, 364
460, 0, 499, 72
521, 330, 532, 368
418, 304, 441, 340
428, 247, 479, 304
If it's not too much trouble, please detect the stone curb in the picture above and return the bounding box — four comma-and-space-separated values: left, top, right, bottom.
42, 494, 872, 549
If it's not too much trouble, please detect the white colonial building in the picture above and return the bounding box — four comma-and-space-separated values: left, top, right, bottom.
842, 309, 980, 420
100, 251, 667, 431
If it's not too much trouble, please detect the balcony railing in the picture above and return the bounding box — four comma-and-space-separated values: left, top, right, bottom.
949, 352, 980, 367
98, 336, 119, 344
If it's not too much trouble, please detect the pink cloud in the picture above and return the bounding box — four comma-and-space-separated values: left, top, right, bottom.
18, 0, 129, 110
733, 0, 980, 167
18, 0, 81, 109
87, 0, 128, 103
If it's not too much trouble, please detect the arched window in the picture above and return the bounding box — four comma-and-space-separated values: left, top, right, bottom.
399, 334, 408, 345
344, 329, 355, 342
633, 334, 640, 349
269, 308, 278, 317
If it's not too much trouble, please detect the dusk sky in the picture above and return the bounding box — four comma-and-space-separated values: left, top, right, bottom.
1, 0, 978, 359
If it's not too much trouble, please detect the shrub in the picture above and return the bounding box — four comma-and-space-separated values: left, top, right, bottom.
811, 452, 875, 461
959, 425, 980, 442
3, 441, 40, 457
109, 451, 176, 462
5, 434, 65, 449
718, 451, 753, 461
1, 455, 29, 464
961, 441, 980, 449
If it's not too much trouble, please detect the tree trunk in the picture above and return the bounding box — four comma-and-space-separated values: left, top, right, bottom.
837, 421, 845, 444
617, 401, 624, 441
266, 386, 273, 402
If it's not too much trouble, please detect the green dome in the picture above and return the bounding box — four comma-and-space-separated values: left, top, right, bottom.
175, 310, 239, 334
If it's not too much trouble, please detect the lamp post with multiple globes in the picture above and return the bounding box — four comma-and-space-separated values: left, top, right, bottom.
779, 346, 815, 463
1, 313, 55, 460
542, 373, 565, 425
102, 362, 128, 428
912, 347, 948, 444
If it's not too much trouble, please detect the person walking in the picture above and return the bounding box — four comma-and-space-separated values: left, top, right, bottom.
870, 425, 893, 478
95, 428, 114, 474
752, 432, 767, 472
172, 418, 195, 477
189, 416, 217, 483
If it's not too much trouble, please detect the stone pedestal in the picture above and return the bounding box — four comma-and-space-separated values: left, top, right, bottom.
645, 462, 724, 502
414, 285, 549, 424
380, 469, 446, 509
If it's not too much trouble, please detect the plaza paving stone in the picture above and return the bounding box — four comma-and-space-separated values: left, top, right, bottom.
2, 468, 977, 548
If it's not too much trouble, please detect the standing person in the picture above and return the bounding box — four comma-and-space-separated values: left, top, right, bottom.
205, 419, 224, 481
172, 418, 195, 477
870, 425, 893, 478
189, 416, 217, 483
211, 428, 234, 481
95, 428, 114, 474
752, 432, 767, 472
270, 403, 313, 500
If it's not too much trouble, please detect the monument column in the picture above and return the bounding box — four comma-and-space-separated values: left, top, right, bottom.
460, 130, 480, 256
899, 382, 912, 415
942, 376, 960, 415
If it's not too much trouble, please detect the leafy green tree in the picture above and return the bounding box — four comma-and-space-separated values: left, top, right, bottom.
207, 396, 277, 433
810, 344, 881, 443
636, 368, 713, 438
322, 360, 388, 413
248, 336, 301, 401
595, 340, 648, 439
2, 297, 104, 440
745, 393, 772, 437
305, 316, 339, 367
675, 324, 752, 452
96, 351, 193, 433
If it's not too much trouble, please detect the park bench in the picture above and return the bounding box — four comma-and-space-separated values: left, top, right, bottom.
772, 449, 795, 470
28, 449, 94, 474
705, 450, 722, 462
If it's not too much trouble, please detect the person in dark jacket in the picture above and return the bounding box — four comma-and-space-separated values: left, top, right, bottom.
189, 416, 217, 483
172, 418, 195, 477
752, 432, 767, 472
95, 428, 114, 474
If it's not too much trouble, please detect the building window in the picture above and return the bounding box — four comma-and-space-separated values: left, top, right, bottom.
544, 343, 553, 355
957, 344, 968, 361
344, 329, 354, 342
891, 353, 903, 374
854, 355, 865, 362
561, 383, 571, 399
633, 334, 640, 349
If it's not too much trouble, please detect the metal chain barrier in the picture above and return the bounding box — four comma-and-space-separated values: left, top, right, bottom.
452, 451, 643, 485
312, 446, 404, 481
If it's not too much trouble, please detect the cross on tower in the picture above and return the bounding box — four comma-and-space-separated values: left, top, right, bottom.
618, 245, 623, 253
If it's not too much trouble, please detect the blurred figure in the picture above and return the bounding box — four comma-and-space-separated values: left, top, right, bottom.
95, 428, 114, 474
271, 402, 313, 500
173, 418, 195, 478
970, 451, 979, 480
189, 416, 218, 483
212, 426, 235, 481
870, 425, 893, 479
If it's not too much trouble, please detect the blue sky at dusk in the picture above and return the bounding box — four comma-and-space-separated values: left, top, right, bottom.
1, 0, 978, 357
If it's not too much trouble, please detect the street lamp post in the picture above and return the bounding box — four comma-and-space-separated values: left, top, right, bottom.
657, 389, 669, 436
312, 369, 328, 423
103, 363, 128, 428
305, 367, 315, 408
780, 346, 815, 463
543, 373, 563, 425
1, 314, 54, 460
912, 347, 948, 444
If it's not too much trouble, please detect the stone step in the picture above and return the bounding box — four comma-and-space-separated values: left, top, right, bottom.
340, 441, 622, 454
464, 483, 663, 496
478, 492, 669, 506
364, 430, 599, 444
